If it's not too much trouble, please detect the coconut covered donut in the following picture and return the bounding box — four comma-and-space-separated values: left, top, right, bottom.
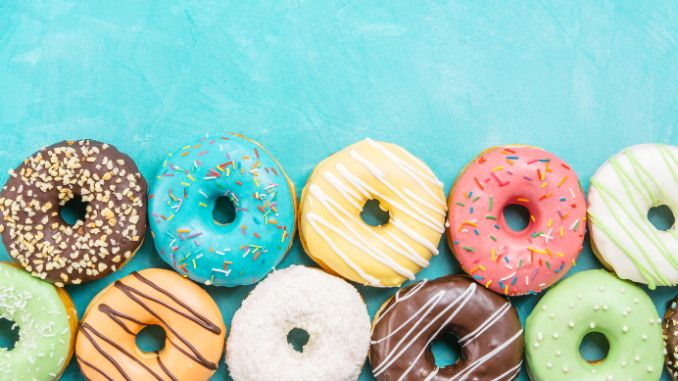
0, 140, 147, 286
0, 262, 78, 380
588, 144, 678, 288
226, 266, 371, 381
299, 138, 447, 287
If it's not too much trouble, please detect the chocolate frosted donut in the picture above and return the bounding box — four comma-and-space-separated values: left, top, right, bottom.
0, 140, 147, 286
369, 275, 524, 381
665, 296, 678, 380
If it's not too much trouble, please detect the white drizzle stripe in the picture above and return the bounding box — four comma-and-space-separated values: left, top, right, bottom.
322, 172, 362, 209
373, 280, 429, 326
396, 293, 477, 380
391, 219, 440, 255
317, 176, 430, 266
459, 302, 511, 346
306, 216, 382, 286
351, 150, 445, 227
490, 361, 522, 381
309, 185, 427, 274
404, 188, 447, 216
423, 367, 439, 381
446, 330, 523, 381
335, 162, 444, 233
307, 212, 415, 280
365, 138, 446, 191
372, 283, 477, 376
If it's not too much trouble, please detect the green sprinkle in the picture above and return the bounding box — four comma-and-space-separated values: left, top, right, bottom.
462, 246, 475, 252
456, 202, 465, 207
489, 197, 493, 211
490, 235, 497, 241
485, 215, 497, 220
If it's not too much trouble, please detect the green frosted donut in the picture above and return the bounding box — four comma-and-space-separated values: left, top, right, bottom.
0, 263, 77, 380
525, 270, 663, 381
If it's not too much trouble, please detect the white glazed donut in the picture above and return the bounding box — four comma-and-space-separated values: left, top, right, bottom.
225, 266, 371, 381
588, 144, 678, 288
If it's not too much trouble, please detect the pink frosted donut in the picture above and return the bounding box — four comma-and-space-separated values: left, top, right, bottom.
446, 146, 586, 295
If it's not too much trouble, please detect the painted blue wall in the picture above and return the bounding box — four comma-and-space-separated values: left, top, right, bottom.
0, 1, 676, 380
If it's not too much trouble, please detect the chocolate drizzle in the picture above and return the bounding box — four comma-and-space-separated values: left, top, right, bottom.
77, 270, 223, 381
369, 275, 524, 381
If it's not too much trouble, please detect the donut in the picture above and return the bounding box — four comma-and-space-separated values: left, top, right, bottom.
588, 144, 678, 288
149, 133, 297, 286
525, 269, 664, 381
0, 262, 78, 380
226, 265, 371, 381
369, 275, 524, 381
299, 138, 447, 287
446, 146, 586, 295
663, 295, 678, 380
75, 268, 226, 381
0, 140, 148, 286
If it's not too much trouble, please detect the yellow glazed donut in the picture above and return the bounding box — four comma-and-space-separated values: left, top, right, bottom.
75, 268, 226, 381
299, 138, 447, 287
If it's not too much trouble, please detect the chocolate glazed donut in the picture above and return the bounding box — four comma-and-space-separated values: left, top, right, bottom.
369, 275, 524, 381
664, 296, 678, 380
0, 140, 147, 286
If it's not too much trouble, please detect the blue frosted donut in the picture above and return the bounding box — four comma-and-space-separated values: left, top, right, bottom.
149, 133, 297, 286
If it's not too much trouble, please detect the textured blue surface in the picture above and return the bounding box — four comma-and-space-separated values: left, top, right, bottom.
0, 1, 676, 380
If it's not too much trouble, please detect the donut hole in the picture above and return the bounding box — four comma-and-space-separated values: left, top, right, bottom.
286, 327, 310, 353
213, 195, 237, 225
60, 195, 88, 226
0, 318, 20, 351
360, 199, 390, 227
502, 204, 531, 232
431, 332, 461, 367
647, 204, 675, 231
579, 332, 610, 364
135, 324, 167, 354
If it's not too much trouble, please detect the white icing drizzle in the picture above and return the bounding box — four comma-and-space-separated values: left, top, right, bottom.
458, 302, 511, 347
303, 139, 446, 284
372, 283, 478, 377
447, 330, 523, 381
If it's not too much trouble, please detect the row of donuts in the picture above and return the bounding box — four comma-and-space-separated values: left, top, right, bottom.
2, 258, 676, 381
2, 136, 675, 294
0, 136, 676, 380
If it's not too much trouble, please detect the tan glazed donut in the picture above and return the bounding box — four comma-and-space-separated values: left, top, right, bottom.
75, 268, 226, 381
299, 138, 447, 287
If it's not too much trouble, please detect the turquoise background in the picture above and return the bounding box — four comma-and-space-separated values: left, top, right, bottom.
0, 1, 676, 380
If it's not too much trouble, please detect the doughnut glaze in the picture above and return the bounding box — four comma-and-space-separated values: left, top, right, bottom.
369, 275, 523, 381
588, 144, 678, 288
0, 140, 147, 286
226, 266, 371, 381
299, 138, 446, 287
447, 146, 586, 295
663, 295, 678, 380
75, 268, 226, 381
0, 262, 77, 380
149, 133, 297, 286
525, 270, 664, 381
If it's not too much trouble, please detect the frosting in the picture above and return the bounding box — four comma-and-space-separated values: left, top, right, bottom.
149, 133, 297, 286
588, 143, 678, 288
226, 266, 371, 381
663, 295, 678, 380
299, 138, 446, 287
0, 262, 76, 380
447, 146, 586, 295
75, 268, 226, 381
0, 140, 147, 286
525, 269, 664, 381
369, 275, 523, 381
